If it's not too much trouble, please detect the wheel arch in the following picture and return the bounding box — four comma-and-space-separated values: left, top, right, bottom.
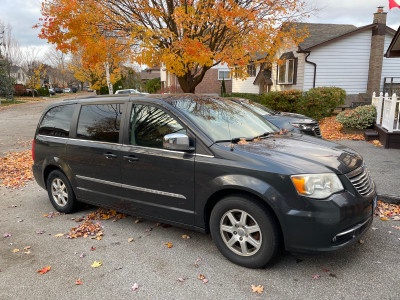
204, 188, 284, 244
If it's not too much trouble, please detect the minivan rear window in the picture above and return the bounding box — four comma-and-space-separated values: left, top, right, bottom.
38, 104, 75, 137
77, 104, 122, 143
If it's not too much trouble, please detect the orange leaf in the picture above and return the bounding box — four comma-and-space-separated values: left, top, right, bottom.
38, 266, 51, 274
251, 285, 264, 294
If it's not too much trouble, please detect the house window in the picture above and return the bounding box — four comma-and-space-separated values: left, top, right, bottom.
278, 59, 295, 84
218, 70, 231, 80
247, 64, 256, 77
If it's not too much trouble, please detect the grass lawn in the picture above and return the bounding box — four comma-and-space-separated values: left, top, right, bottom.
0, 100, 27, 107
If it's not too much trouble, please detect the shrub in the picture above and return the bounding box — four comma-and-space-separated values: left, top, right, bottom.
260, 90, 304, 112
227, 87, 346, 121
336, 105, 376, 129
14, 84, 26, 96
145, 77, 161, 94
37, 87, 50, 97
298, 87, 346, 120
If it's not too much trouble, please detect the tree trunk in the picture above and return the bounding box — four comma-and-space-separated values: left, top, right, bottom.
177, 67, 209, 94
104, 61, 113, 95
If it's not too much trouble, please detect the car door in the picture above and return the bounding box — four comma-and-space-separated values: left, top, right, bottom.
67, 102, 126, 209
120, 103, 195, 225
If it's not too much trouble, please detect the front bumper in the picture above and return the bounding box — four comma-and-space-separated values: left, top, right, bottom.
282, 190, 376, 253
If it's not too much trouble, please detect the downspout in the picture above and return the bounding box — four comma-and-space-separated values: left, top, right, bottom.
304, 51, 317, 89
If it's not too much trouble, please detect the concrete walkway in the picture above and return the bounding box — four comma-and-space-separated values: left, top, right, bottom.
337, 139, 400, 201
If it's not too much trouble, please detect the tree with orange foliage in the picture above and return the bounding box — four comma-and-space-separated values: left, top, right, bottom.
37, 0, 309, 93
36, 0, 129, 94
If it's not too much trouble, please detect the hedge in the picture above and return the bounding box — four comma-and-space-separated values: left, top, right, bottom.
227, 87, 346, 121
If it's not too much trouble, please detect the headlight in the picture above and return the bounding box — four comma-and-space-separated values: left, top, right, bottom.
291, 173, 344, 199
290, 123, 312, 130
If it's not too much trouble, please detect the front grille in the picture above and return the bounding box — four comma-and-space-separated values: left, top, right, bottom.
346, 165, 375, 196
312, 124, 321, 136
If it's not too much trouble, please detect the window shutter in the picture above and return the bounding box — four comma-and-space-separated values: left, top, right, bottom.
293, 58, 298, 85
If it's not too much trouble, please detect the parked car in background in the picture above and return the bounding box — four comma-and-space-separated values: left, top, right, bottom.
115, 89, 148, 95
229, 98, 322, 138
71, 87, 78, 93
54, 87, 63, 93
32, 95, 376, 268
63, 88, 71, 93
49, 88, 55, 96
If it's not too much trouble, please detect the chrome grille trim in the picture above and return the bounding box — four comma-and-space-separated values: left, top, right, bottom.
346, 165, 375, 196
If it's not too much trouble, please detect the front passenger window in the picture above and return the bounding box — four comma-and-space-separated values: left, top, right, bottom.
130, 105, 185, 148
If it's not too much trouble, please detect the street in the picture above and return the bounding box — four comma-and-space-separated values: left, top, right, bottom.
1, 99, 400, 299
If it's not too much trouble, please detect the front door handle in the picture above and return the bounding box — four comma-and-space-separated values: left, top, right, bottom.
104, 153, 118, 159
123, 155, 139, 163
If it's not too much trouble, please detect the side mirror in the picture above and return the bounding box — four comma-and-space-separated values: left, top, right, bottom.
163, 133, 194, 151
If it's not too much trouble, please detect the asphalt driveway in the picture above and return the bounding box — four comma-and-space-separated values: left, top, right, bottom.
1, 182, 400, 299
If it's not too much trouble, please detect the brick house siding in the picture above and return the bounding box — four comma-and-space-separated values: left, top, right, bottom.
195, 69, 232, 94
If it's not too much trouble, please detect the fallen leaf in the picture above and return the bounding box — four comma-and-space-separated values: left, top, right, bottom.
312, 274, 320, 279
90, 246, 96, 251
80, 253, 85, 258
380, 217, 389, 221
75, 280, 83, 285
17, 219, 23, 223
321, 267, 329, 272
392, 226, 400, 230
251, 285, 264, 294
36, 230, 45, 234
163, 242, 173, 248
91, 261, 102, 268
24, 251, 31, 254
131, 283, 139, 291
371, 227, 378, 230
95, 236, 102, 240
128, 238, 134, 242
388, 231, 392, 234
181, 235, 191, 239
38, 266, 51, 274
12, 249, 20, 253
329, 273, 337, 278
177, 278, 185, 282
0, 150, 34, 189
145, 228, 152, 232
202, 279, 209, 284
198, 274, 205, 280
54, 233, 65, 238
115, 266, 123, 270
3, 233, 12, 237
23, 246, 31, 250
238, 138, 248, 145
359, 240, 365, 244
134, 219, 142, 224
154, 223, 161, 227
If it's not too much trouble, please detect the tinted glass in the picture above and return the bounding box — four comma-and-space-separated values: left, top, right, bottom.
130, 105, 185, 148
38, 104, 75, 137
170, 97, 278, 142
77, 104, 122, 143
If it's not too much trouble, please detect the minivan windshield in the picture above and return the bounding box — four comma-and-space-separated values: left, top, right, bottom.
169, 97, 279, 142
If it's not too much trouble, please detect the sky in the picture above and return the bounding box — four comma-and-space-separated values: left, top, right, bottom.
0, 0, 399, 61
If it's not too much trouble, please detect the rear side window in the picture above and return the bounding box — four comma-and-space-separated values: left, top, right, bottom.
38, 104, 75, 137
77, 104, 122, 143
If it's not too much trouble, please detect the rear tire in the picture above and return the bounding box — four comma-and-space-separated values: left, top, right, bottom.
210, 195, 281, 268
46, 170, 77, 213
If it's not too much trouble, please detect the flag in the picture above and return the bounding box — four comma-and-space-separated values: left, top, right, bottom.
389, 0, 400, 9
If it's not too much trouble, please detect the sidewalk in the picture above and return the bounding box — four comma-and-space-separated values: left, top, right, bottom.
337, 139, 400, 203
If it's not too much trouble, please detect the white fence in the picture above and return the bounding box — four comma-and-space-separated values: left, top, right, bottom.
372, 92, 399, 133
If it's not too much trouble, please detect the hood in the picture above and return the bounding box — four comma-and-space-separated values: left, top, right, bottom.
231, 134, 363, 175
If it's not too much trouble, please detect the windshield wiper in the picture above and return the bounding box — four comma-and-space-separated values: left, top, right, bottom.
252, 132, 272, 140
214, 137, 241, 143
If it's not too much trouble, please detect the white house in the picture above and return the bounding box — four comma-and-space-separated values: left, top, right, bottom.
10, 66, 27, 85
239, 8, 400, 105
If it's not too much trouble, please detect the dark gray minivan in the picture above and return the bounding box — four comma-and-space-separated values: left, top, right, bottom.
32, 95, 376, 268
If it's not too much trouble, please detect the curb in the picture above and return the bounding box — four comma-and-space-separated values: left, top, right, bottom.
378, 194, 400, 205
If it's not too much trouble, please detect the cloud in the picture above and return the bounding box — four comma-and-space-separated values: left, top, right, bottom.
307, 0, 400, 28
0, 0, 47, 47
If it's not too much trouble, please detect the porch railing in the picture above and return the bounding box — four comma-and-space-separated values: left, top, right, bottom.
372, 92, 399, 133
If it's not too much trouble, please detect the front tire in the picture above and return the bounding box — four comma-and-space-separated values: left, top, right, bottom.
46, 170, 77, 213
210, 195, 281, 268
